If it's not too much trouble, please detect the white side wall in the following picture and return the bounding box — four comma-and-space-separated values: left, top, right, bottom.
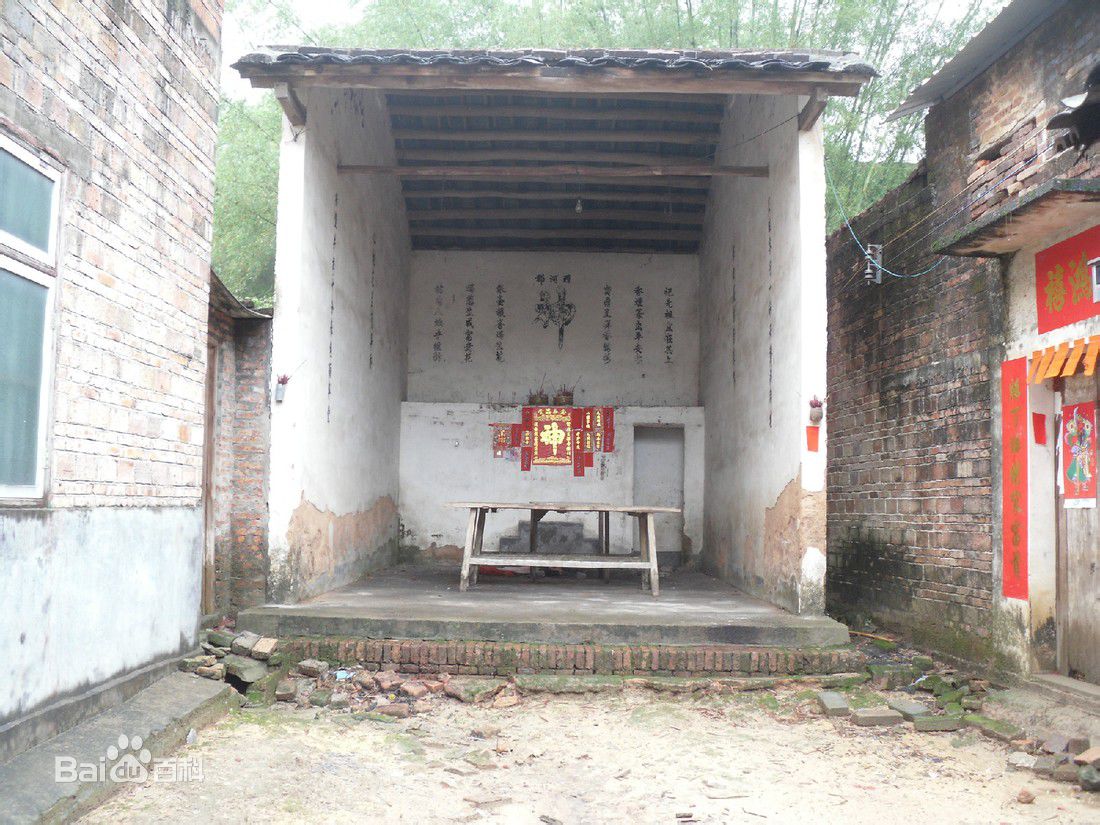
698, 94, 828, 614
408, 251, 699, 406
399, 402, 704, 558
1, 507, 200, 723
266, 89, 411, 602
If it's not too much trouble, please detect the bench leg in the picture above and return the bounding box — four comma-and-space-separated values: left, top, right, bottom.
600, 510, 611, 583
470, 507, 486, 586
459, 507, 478, 592
645, 513, 660, 597
638, 514, 650, 591
528, 508, 546, 581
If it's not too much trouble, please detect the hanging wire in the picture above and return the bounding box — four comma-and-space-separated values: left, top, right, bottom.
825, 159, 947, 280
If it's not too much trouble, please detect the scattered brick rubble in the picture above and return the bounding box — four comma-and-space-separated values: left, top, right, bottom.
177, 628, 1099, 792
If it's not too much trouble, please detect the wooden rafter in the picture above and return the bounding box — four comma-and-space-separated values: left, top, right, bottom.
387, 100, 724, 124
342, 163, 767, 179
399, 187, 710, 203
273, 83, 307, 127
797, 88, 828, 131
392, 128, 719, 145
406, 207, 704, 223
395, 148, 713, 164
410, 226, 701, 240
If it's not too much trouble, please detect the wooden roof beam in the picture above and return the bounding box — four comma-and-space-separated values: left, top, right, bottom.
797, 88, 828, 131
395, 148, 714, 164
406, 207, 704, 222
409, 227, 702, 240
392, 128, 719, 145
400, 187, 710, 203
386, 101, 724, 124
242, 65, 867, 97
273, 82, 307, 127
341, 163, 767, 179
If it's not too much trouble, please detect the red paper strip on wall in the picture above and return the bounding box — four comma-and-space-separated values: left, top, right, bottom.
1032, 412, 1046, 445
1000, 358, 1029, 599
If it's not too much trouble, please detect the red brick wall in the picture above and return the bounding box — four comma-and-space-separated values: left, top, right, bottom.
825, 1, 1099, 664
207, 279, 271, 613
283, 637, 866, 678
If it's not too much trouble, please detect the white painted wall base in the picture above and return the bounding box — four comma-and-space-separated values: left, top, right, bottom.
0, 506, 202, 724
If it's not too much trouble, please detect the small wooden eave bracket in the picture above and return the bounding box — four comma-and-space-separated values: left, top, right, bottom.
798, 88, 828, 131
274, 83, 307, 128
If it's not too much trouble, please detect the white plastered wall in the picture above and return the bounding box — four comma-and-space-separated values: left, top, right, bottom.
399, 403, 704, 558
408, 251, 699, 406
698, 94, 828, 614
266, 89, 411, 602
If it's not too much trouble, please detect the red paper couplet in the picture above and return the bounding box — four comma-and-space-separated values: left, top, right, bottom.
1000, 358, 1029, 599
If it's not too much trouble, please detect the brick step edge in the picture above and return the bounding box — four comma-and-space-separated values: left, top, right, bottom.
280, 638, 865, 677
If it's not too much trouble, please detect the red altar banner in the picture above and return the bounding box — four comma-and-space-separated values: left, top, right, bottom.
490, 406, 614, 476
1062, 401, 1096, 506
1035, 224, 1100, 333
1000, 358, 1029, 599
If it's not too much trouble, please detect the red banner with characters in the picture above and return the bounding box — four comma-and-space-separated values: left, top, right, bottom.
1035, 224, 1100, 334
490, 407, 614, 477
1062, 401, 1096, 506
1000, 358, 1029, 599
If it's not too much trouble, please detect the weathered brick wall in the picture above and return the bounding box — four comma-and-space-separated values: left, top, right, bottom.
826, 1, 1099, 665
0, 0, 221, 507
283, 637, 866, 678
207, 278, 271, 613
230, 316, 271, 610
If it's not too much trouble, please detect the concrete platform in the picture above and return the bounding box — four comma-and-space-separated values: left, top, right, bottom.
238, 566, 850, 647
0, 673, 238, 824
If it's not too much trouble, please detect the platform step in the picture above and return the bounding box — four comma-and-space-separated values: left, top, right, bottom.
471, 554, 649, 569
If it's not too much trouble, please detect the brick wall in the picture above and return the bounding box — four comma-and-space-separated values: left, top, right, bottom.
825, 1, 1099, 663
207, 276, 271, 613
283, 637, 866, 678
229, 315, 271, 610
0, 0, 221, 508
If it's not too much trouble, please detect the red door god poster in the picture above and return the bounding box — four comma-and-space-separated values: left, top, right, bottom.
1062, 401, 1096, 508
1000, 358, 1029, 599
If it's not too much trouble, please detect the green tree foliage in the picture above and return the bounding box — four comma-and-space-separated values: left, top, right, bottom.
211, 96, 281, 303
213, 0, 1007, 301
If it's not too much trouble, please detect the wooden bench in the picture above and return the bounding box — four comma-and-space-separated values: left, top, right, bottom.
447, 502, 682, 597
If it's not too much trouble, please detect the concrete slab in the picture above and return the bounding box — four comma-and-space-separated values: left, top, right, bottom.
816, 691, 850, 717
850, 708, 903, 727
0, 673, 238, 824
237, 566, 850, 647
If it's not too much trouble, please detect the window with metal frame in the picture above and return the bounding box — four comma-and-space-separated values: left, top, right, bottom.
0, 133, 60, 499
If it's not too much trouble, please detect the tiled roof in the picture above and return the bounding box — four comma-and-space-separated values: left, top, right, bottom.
232, 46, 876, 77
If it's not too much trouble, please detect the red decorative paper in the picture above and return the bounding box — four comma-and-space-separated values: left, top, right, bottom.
1032, 412, 1047, 445
1000, 358, 1029, 599
1062, 401, 1096, 503
1035, 224, 1100, 334
490, 406, 614, 476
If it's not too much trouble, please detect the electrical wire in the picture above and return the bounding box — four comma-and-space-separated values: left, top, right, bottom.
825, 158, 946, 281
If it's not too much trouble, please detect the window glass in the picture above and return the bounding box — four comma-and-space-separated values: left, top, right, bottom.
0, 147, 54, 254
0, 267, 48, 487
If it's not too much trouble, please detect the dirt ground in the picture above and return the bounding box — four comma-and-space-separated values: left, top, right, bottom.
81, 684, 1099, 824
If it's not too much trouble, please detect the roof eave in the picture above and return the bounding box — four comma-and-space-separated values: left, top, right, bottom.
887, 0, 1069, 121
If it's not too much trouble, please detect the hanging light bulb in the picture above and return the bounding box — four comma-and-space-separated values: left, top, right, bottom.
575, 198, 583, 213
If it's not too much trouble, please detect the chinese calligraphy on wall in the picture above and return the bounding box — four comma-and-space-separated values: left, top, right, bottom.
1036, 224, 1100, 333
